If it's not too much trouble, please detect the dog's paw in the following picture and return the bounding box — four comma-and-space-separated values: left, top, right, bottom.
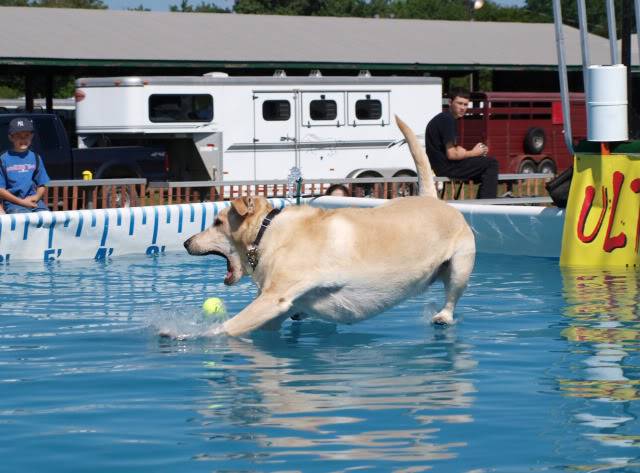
432, 312, 454, 325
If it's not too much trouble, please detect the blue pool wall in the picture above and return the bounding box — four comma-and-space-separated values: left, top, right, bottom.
0, 197, 564, 263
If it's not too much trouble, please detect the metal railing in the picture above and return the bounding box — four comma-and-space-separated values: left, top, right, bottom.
40, 173, 554, 210
46, 178, 147, 210
147, 173, 553, 203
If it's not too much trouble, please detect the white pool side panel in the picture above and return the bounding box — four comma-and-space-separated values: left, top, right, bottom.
311, 196, 565, 259
0, 200, 288, 264
452, 202, 564, 258
0, 198, 564, 263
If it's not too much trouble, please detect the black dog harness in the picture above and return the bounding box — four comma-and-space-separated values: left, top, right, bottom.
246, 208, 281, 270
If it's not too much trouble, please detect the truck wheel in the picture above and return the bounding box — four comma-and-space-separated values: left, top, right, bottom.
538, 159, 556, 175
518, 159, 537, 174
524, 127, 545, 154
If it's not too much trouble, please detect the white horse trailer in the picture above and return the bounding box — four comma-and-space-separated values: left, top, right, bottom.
75, 73, 442, 182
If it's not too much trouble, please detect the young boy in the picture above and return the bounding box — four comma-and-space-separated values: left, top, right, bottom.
0, 118, 50, 214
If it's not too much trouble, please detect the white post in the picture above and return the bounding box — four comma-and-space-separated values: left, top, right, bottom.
605, 0, 619, 64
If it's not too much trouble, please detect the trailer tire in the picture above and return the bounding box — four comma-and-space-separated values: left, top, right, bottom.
538, 159, 556, 175
518, 159, 537, 174
524, 127, 545, 154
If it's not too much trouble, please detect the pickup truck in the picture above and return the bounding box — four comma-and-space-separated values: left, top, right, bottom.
0, 113, 168, 181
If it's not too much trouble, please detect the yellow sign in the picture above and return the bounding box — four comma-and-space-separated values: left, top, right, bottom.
560, 154, 640, 268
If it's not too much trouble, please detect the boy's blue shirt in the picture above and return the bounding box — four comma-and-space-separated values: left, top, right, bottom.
0, 149, 50, 212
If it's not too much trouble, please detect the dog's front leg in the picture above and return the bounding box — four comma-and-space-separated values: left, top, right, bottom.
222, 291, 297, 337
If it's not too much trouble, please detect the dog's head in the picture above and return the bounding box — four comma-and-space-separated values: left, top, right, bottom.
184, 196, 273, 285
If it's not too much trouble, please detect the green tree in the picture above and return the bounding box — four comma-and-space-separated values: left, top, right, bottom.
33, 0, 106, 7
233, 0, 319, 15
128, 3, 150, 11
524, 0, 622, 37
306, 0, 375, 17
0, 0, 107, 7
169, 0, 227, 12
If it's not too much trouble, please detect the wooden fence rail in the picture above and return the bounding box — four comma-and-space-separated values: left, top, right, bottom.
41, 174, 553, 210
147, 174, 553, 204
46, 178, 147, 211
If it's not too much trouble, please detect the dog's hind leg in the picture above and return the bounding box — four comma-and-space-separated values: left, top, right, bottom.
432, 249, 475, 325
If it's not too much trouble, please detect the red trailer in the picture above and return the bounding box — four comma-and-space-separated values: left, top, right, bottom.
455, 92, 587, 175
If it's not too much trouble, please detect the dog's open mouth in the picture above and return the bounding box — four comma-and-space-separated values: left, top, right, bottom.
206, 250, 240, 285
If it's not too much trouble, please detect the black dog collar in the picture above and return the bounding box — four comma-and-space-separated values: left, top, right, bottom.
246, 208, 281, 270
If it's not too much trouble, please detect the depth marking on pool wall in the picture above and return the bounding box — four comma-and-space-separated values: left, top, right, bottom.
152, 207, 159, 245
48, 214, 57, 248
128, 208, 135, 235
0, 199, 292, 262
76, 213, 84, 237
100, 212, 110, 247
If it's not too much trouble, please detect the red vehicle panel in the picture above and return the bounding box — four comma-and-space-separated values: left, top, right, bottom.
455, 92, 587, 175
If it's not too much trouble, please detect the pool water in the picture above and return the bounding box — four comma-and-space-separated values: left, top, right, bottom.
1, 253, 640, 472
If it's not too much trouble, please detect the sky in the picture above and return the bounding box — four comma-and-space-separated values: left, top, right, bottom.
105, 0, 525, 12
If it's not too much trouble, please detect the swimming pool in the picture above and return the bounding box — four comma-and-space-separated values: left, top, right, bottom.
1, 252, 639, 472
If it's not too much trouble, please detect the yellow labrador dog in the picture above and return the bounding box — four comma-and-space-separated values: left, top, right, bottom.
184, 116, 475, 337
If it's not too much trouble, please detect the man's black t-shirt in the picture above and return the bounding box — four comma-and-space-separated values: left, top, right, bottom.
425, 111, 457, 173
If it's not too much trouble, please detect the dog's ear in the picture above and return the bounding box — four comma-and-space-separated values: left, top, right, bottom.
231, 196, 255, 217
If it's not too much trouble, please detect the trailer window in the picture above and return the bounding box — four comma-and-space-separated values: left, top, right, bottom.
262, 100, 291, 121
149, 94, 213, 122
355, 99, 382, 120
309, 100, 337, 121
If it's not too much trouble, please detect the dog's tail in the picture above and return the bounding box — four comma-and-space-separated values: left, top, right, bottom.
395, 115, 438, 199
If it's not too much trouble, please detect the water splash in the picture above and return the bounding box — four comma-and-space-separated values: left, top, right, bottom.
146, 307, 227, 340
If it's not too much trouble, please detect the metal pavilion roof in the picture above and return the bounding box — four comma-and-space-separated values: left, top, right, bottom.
0, 6, 628, 72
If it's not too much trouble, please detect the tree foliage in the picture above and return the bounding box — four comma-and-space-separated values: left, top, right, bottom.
524, 0, 624, 37
169, 0, 227, 12
1, 0, 106, 6
128, 3, 149, 11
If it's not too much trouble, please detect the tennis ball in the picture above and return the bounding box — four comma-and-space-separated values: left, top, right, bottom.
202, 297, 226, 316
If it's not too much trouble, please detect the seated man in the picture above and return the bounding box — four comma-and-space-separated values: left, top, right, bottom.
425, 87, 498, 199
0, 118, 50, 213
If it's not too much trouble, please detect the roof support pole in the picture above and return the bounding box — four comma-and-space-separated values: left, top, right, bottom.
622, 0, 638, 138
24, 72, 34, 113
635, 0, 640, 68
45, 73, 53, 113
576, 0, 590, 93
605, 0, 619, 64
552, 0, 574, 155
471, 70, 480, 92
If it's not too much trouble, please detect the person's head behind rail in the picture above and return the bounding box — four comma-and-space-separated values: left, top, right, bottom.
325, 184, 351, 197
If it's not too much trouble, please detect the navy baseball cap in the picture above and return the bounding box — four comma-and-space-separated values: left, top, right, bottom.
8, 117, 34, 134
